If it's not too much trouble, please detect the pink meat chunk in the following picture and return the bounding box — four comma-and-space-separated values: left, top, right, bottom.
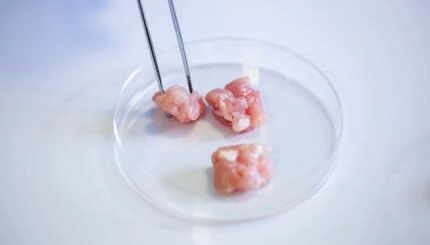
205, 76, 265, 133
211, 143, 272, 195
152, 85, 206, 123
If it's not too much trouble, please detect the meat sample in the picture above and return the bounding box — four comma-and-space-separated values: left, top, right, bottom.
211, 143, 272, 195
205, 76, 265, 133
152, 85, 206, 123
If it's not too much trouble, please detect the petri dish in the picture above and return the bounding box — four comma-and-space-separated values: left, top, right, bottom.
113, 38, 343, 223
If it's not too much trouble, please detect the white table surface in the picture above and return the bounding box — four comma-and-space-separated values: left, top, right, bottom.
1, 0, 430, 244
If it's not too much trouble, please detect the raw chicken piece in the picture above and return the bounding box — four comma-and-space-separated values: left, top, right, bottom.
152, 85, 206, 123
211, 143, 272, 195
205, 76, 265, 133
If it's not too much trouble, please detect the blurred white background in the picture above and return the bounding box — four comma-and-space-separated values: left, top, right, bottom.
0, 0, 429, 244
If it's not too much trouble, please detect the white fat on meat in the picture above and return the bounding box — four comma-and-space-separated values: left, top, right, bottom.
218, 149, 239, 162
232, 117, 250, 132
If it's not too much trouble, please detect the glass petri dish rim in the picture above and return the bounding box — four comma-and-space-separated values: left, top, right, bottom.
113, 37, 344, 223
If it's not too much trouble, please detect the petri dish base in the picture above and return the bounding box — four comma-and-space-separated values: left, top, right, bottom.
113, 38, 343, 223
